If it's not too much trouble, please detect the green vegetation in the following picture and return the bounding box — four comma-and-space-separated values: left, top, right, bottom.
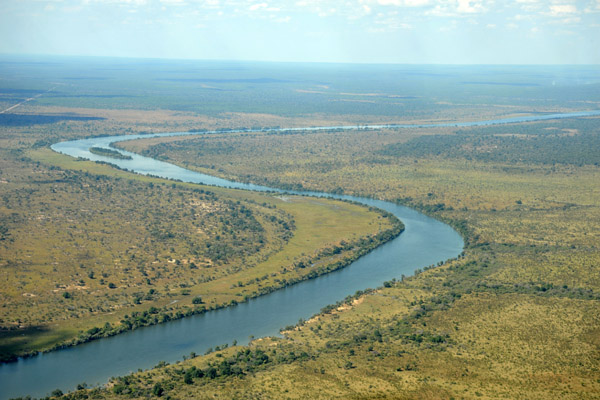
2, 58, 600, 399
89, 147, 133, 160
380, 118, 600, 166
0, 126, 398, 362
3, 57, 599, 119
106, 115, 600, 399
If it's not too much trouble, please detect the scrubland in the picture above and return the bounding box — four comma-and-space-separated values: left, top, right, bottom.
0, 111, 398, 362
2, 59, 599, 399
94, 115, 600, 399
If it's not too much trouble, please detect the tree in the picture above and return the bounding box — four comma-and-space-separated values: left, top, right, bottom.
206, 366, 217, 379
184, 370, 194, 384
152, 383, 164, 397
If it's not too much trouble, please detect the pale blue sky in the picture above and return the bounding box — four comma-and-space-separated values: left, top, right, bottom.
1, 0, 599, 64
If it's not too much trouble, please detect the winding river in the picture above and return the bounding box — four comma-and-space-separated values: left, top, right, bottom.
1, 110, 599, 399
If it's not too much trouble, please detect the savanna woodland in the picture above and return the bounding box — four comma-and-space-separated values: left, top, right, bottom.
1, 59, 599, 399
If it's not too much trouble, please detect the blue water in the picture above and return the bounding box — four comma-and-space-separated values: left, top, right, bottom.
1, 110, 596, 399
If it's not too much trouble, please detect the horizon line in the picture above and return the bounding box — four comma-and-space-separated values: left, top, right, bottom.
1, 53, 599, 67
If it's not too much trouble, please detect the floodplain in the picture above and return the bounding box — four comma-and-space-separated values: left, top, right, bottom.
1, 57, 599, 399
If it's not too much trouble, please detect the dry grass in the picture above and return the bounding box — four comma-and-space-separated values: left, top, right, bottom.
0, 131, 394, 360
84, 116, 600, 400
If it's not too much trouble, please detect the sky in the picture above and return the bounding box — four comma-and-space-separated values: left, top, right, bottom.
1, 0, 599, 64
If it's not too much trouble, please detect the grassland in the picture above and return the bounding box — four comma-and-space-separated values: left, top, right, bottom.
93, 115, 600, 399
2, 58, 600, 399
83, 289, 599, 399
0, 111, 399, 362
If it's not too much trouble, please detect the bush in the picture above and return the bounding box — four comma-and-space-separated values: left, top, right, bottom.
152, 383, 164, 397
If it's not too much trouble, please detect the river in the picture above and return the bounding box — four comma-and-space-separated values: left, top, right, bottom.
2, 110, 598, 399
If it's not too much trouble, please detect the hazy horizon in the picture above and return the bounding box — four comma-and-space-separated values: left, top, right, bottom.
2, 53, 600, 66
1, 0, 599, 65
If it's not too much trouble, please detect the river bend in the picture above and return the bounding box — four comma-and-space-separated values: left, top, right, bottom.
2, 110, 599, 399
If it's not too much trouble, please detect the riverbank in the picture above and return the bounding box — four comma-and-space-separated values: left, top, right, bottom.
0, 148, 398, 364
0, 134, 461, 399
88, 112, 600, 400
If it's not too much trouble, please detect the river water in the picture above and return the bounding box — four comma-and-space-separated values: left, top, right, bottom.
2, 110, 598, 399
